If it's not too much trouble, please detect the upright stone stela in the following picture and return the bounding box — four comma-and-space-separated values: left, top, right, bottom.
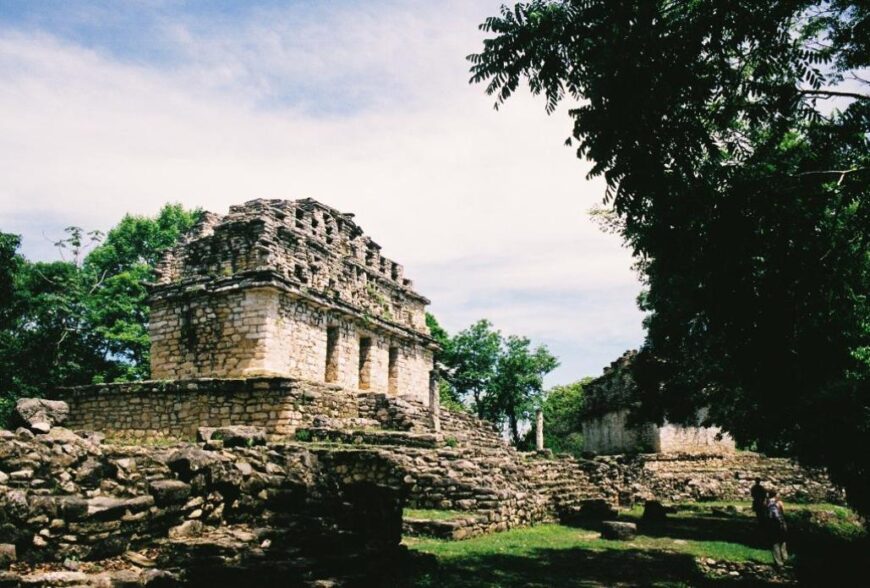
148, 198, 438, 404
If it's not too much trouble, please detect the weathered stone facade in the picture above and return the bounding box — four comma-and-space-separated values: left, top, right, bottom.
581, 352, 735, 454
149, 198, 436, 403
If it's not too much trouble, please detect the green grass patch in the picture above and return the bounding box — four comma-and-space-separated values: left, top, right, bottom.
407, 523, 770, 564
402, 525, 711, 587
397, 501, 867, 587
404, 508, 471, 521
622, 501, 865, 541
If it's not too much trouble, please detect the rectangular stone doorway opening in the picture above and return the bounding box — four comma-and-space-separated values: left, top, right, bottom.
388, 346, 399, 395
325, 326, 339, 383
358, 337, 372, 390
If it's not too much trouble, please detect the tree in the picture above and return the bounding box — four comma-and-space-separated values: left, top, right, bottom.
425, 313, 467, 412
490, 335, 559, 444
429, 317, 559, 439
0, 204, 200, 425
83, 204, 201, 379
441, 319, 503, 419
0, 233, 25, 423
0, 233, 21, 326
470, 2, 870, 515
5, 254, 115, 400
529, 378, 592, 456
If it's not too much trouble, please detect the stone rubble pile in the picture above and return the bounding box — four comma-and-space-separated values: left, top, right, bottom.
0, 415, 409, 587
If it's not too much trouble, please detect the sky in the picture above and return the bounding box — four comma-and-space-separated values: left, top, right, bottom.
0, 0, 646, 386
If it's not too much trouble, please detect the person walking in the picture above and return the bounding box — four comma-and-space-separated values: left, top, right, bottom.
750, 478, 766, 524
765, 489, 789, 567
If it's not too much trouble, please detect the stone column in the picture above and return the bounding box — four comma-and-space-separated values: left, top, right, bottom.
428, 371, 441, 434
535, 408, 544, 451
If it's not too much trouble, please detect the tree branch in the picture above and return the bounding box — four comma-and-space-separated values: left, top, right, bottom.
799, 89, 870, 100
794, 167, 869, 186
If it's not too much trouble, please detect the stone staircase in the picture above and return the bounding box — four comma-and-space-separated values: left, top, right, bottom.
294, 392, 611, 540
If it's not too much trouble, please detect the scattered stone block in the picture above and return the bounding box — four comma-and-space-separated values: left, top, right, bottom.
19, 571, 88, 586
74, 457, 108, 485
601, 521, 637, 541
168, 520, 203, 539
642, 500, 675, 523
57, 496, 88, 522
165, 447, 218, 479
14, 398, 69, 433
87, 497, 130, 521
205, 426, 266, 448
561, 499, 619, 526
45, 427, 82, 444
149, 480, 192, 506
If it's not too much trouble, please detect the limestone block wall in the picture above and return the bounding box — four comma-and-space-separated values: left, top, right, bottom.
595, 452, 843, 505
150, 286, 433, 403
150, 288, 273, 380
581, 409, 736, 455
581, 409, 658, 454
657, 422, 735, 453
56, 378, 359, 440
270, 293, 433, 403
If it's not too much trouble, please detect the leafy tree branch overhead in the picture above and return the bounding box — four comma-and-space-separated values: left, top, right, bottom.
469, 0, 870, 516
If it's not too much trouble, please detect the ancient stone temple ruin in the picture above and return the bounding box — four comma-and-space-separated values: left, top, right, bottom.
580, 351, 735, 455
2, 198, 837, 586
150, 198, 436, 401
55, 199, 441, 440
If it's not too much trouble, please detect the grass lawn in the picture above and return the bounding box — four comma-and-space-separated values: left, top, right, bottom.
393, 502, 866, 587
404, 508, 473, 521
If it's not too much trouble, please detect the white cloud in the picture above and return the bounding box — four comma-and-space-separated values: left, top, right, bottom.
0, 0, 645, 384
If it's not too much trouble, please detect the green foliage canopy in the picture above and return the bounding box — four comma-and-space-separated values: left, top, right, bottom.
533, 378, 591, 456
470, 1, 870, 514
84, 204, 201, 379
429, 315, 559, 442
0, 204, 200, 422
491, 335, 559, 444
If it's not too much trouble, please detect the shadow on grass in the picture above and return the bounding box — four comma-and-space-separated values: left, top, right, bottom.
634, 509, 870, 585
567, 509, 869, 586
786, 514, 869, 586
633, 514, 766, 548
389, 544, 775, 588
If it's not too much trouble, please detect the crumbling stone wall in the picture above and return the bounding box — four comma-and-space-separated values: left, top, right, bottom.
345, 395, 841, 538
602, 452, 841, 505
43, 383, 843, 555
581, 409, 659, 454
0, 428, 409, 586
582, 410, 736, 454
581, 351, 735, 454
149, 198, 436, 403
656, 420, 735, 453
